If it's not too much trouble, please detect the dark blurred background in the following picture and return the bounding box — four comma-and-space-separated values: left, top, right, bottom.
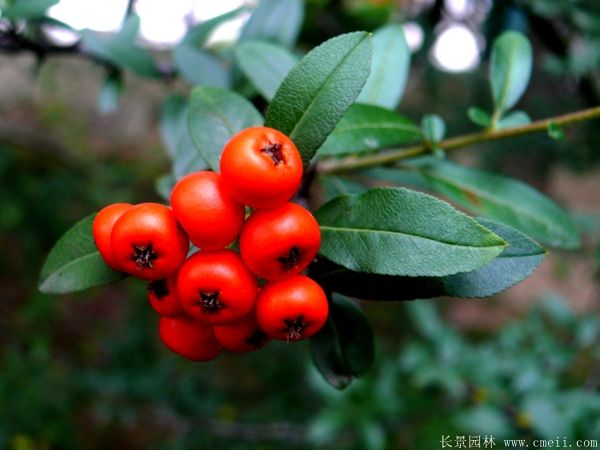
1, 0, 600, 449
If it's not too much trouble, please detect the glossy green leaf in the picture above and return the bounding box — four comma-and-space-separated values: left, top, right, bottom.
467, 107, 492, 128
159, 95, 187, 158
547, 122, 565, 140
313, 219, 545, 300
39, 214, 126, 294
490, 31, 532, 115
419, 160, 580, 249
173, 45, 230, 88
181, 6, 246, 47
357, 24, 410, 110
81, 16, 160, 78
265, 32, 372, 165
421, 114, 445, 144
317, 104, 420, 156
496, 110, 531, 129
3, 0, 58, 19
97, 71, 123, 115
311, 295, 374, 389
315, 187, 506, 277
235, 40, 298, 101
188, 86, 263, 171
240, 0, 304, 48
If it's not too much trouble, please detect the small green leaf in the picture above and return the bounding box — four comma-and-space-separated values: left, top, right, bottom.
155, 174, 176, 202
331, 296, 375, 376
180, 6, 246, 47
357, 23, 410, 110
421, 114, 446, 144
496, 110, 531, 129
313, 219, 545, 300
317, 104, 421, 156
235, 40, 298, 101
240, 0, 304, 48
173, 45, 230, 88
490, 31, 533, 115
467, 107, 492, 128
159, 95, 187, 158
419, 160, 580, 249
315, 187, 505, 277
97, 71, 123, 115
265, 32, 372, 166
81, 16, 160, 78
547, 122, 565, 140
311, 315, 353, 390
39, 214, 126, 294
188, 86, 263, 171
3, 0, 58, 19
311, 295, 374, 389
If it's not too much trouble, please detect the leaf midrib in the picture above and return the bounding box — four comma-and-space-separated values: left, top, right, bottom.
320, 225, 504, 250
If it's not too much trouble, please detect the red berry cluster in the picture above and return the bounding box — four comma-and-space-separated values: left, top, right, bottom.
93, 127, 328, 361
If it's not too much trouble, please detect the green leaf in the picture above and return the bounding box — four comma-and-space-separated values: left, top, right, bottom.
490, 31, 533, 115
496, 110, 531, 129
174, 116, 209, 179
421, 114, 445, 144
357, 24, 410, 110
265, 32, 372, 166
81, 16, 160, 78
440, 219, 546, 297
187, 86, 263, 171
39, 214, 126, 294
97, 71, 123, 115
547, 122, 565, 140
3, 0, 58, 19
467, 107, 492, 128
155, 174, 176, 202
240, 0, 304, 48
419, 160, 580, 249
321, 176, 368, 203
159, 95, 187, 158
311, 295, 374, 389
315, 187, 505, 277
173, 45, 230, 88
312, 219, 545, 300
317, 104, 421, 156
235, 40, 299, 101
180, 6, 246, 47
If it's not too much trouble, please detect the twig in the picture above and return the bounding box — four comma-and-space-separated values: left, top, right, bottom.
317, 105, 600, 174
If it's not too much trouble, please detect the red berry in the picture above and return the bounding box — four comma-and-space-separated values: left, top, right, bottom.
111, 203, 189, 280
147, 273, 185, 317
213, 311, 270, 353
256, 275, 328, 342
240, 202, 321, 280
170, 171, 245, 250
93, 203, 133, 271
177, 250, 258, 325
220, 126, 303, 209
158, 316, 222, 361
